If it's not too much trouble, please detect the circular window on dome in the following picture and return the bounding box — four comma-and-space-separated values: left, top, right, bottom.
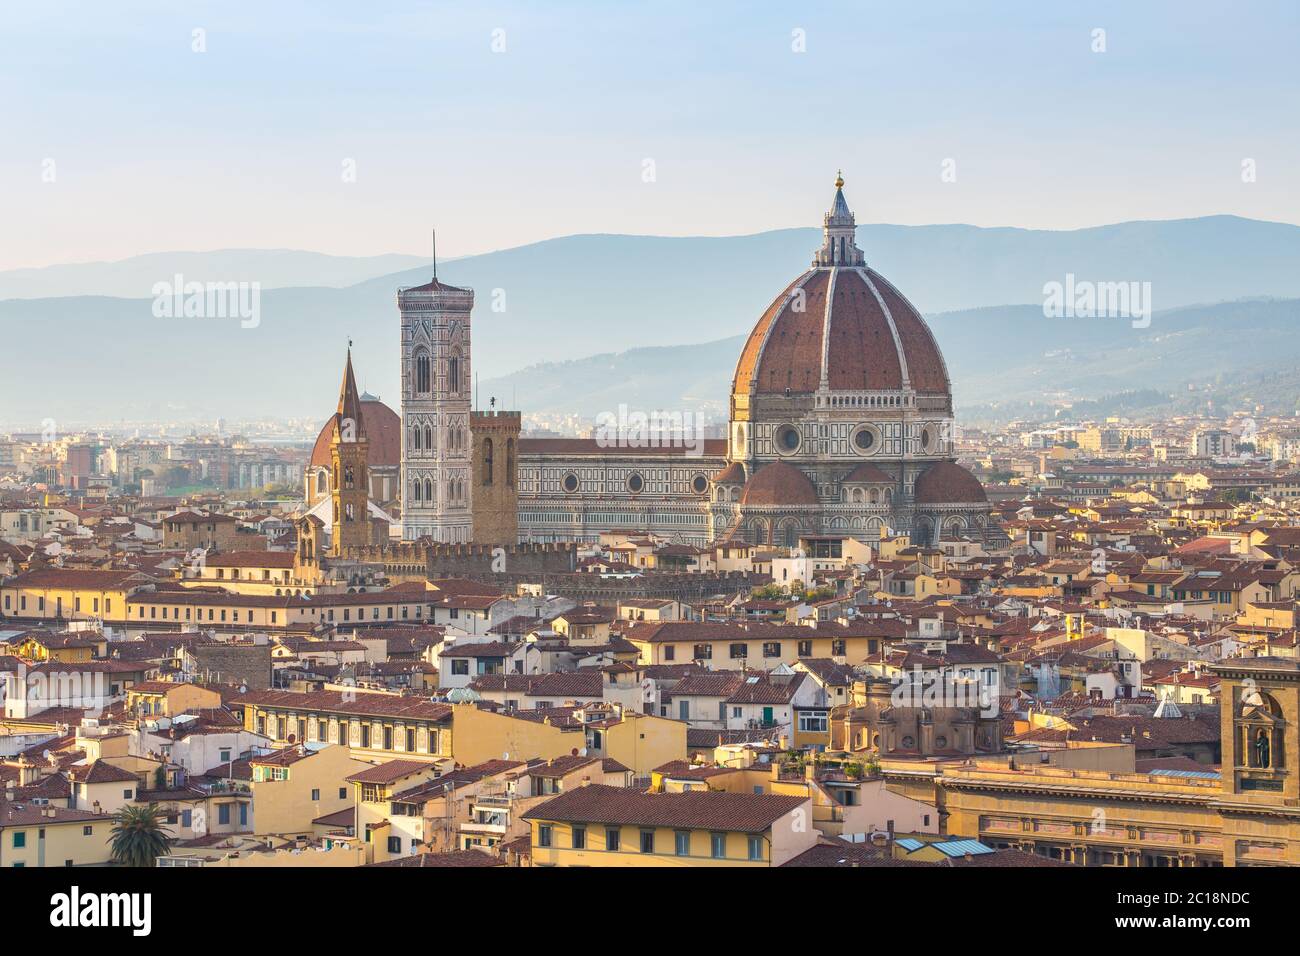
627, 473, 644, 494
561, 473, 579, 494
775, 425, 801, 455
851, 425, 880, 456
921, 426, 936, 453
692, 474, 709, 494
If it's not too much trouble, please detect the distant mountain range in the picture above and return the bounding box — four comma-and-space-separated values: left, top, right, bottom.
478, 297, 1300, 422
3, 215, 1300, 426
0, 249, 430, 299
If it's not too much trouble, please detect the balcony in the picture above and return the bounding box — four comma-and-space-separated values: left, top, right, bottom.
463, 810, 509, 835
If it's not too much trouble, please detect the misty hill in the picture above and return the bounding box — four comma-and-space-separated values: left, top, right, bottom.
4, 215, 1300, 425
0, 249, 430, 299
479, 297, 1300, 422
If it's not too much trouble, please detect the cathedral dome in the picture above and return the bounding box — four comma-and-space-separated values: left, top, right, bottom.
731, 176, 950, 401
309, 398, 402, 469
842, 462, 893, 484
914, 461, 987, 505
712, 461, 747, 485
741, 460, 818, 507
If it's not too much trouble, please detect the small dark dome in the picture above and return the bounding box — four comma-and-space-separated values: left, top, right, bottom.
741, 461, 818, 507
712, 462, 747, 485
843, 462, 893, 484
914, 461, 987, 504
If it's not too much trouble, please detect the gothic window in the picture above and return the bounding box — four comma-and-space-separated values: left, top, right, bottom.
483, 438, 494, 485
415, 352, 431, 394
412, 479, 422, 503
344, 503, 355, 522
424, 424, 433, 452
343, 465, 355, 489
424, 478, 433, 503
448, 355, 460, 394
315, 471, 326, 495
413, 426, 422, 451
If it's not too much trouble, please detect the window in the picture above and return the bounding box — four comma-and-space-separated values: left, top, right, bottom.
13, 832, 25, 848
415, 352, 431, 394
218, 805, 231, 825
762, 642, 781, 657
83, 825, 93, 836
711, 832, 727, 858
339, 788, 347, 800
798, 710, 829, 732
831, 639, 846, 656
729, 643, 748, 659
572, 826, 586, 849
798, 640, 813, 657
674, 831, 690, 856
387, 836, 401, 854
640, 830, 655, 854
606, 828, 620, 851
406, 728, 416, 752
692, 644, 712, 660
748, 836, 763, 861
664, 645, 675, 661
537, 824, 553, 848
452, 659, 470, 675
311, 789, 321, 801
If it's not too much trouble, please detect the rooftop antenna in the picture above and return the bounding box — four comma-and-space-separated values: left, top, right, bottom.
431, 228, 437, 282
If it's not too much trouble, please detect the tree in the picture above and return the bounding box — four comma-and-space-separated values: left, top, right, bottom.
109, 804, 174, 867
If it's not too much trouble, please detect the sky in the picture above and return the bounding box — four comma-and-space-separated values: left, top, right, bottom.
2, 0, 1297, 270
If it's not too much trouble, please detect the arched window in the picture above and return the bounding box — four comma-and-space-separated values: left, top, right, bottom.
483, 438, 494, 485
412, 479, 421, 503
315, 471, 326, 494
413, 426, 422, 451
448, 355, 460, 394
415, 352, 431, 394
424, 477, 433, 503
424, 424, 433, 451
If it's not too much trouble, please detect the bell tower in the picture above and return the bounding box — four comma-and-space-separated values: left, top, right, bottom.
330, 346, 371, 557
398, 265, 474, 543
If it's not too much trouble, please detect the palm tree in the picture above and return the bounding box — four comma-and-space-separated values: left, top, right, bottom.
109, 804, 174, 867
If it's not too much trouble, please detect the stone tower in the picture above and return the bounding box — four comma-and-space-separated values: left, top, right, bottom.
470, 408, 521, 544
330, 348, 371, 557
398, 275, 474, 542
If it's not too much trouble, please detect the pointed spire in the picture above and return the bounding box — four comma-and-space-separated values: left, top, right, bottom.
814, 170, 864, 268
336, 343, 366, 440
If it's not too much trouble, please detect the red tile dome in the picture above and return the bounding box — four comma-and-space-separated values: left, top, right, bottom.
731, 176, 950, 403
733, 268, 950, 398
914, 461, 987, 504
309, 398, 401, 469
740, 460, 818, 507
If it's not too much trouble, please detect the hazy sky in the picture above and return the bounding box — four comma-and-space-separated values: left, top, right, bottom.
3, 0, 1297, 270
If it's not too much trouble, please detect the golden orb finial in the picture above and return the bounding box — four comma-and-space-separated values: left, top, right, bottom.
835, 169, 844, 189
